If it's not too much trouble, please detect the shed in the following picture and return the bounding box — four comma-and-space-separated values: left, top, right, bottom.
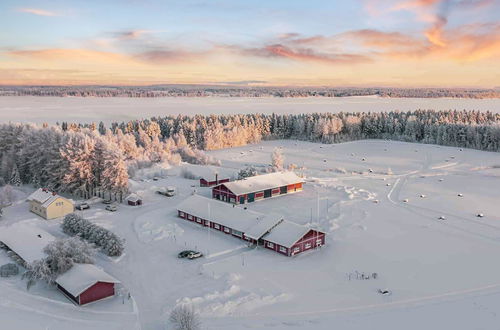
126, 193, 142, 206
212, 171, 304, 204
0, 223, 55, 265
56, 263, 120, 306
183, 164, 235, 187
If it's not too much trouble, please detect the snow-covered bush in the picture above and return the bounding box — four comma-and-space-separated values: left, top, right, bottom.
23, 236, 95, 289
169, 304, 201, 330
0, 263, 19, 277
238, 166, 258, 179
177, 147, 221, 166
62, 213, 124, 256
181, 168, 199, 180
0, 185, 13, 207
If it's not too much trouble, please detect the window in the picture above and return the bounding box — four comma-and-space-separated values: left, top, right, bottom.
279, 246, 287, 253
316, 239, 322, 246
305, 243, 312, 249
179, 211, 185, 217
205, 220, 210, 226
224, 227, 230, 233
267, 242, 274, 248
196, 218, 202, 223
293, 247, 300, 253
214, 224, 220, 229
187, 215, 193, 220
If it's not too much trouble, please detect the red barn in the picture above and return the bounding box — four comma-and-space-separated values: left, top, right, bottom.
212, 171, 304, 204
56, 264, 120, 306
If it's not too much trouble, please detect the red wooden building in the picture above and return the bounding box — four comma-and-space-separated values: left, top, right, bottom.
200, 173, 230, 187
261, 221, 325, 256
212, 171, 304, 204
56, 263, 120, 306
176, 195, 325, 257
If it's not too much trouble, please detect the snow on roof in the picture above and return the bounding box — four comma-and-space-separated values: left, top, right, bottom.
177, 195, 282, 238
219, 171, 304, 196
0, 223, 55, 263
27, 188, 67, 208
185, 164, 236, 180
56, 263, 120, 298
126, 193, 142, 202
262, 221, 316, 248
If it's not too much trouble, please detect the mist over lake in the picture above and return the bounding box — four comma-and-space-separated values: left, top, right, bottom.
1, 96, 499, 124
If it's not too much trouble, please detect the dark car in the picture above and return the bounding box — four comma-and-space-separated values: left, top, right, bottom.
102, 199, 112, 204
75, 202, 90, 210
177, 250, 203, 259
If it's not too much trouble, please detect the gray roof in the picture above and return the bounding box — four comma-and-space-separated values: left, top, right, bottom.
218, 171, 304, 196
262, 221, 314, 248
177, 195, 282, 239
0, 223, 55, 264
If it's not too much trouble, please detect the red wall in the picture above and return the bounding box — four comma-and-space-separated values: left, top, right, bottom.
79, 282, 115, 305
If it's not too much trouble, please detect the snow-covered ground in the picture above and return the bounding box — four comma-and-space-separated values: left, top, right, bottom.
2, 139, 500, 329
1, 96, 499, 124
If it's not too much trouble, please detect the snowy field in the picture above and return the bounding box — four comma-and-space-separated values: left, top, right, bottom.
1, 96, 499, 124
2, 139, 500, 329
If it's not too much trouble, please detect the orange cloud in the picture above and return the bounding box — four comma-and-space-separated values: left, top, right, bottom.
17, 8, 58, 16
7, 49, 131, 63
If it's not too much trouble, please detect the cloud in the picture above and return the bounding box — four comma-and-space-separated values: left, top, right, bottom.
17, 8, 58, 16
134, 49, 199, 63
6, 49, 132, 64
113, 30, 159, 40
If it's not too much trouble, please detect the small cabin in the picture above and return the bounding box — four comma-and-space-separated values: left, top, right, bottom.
126, 193, 142, 206
27, 188, 74, 220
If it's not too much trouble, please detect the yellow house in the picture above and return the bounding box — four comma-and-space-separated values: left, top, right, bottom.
27, 188, 74, 220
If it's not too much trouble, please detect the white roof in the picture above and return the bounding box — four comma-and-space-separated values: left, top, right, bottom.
0, 223, 55, 263
56, 263, 120, 297
126, 193, 142, 202
262, 221, 314, 248
185, 164, 236, 180
177, 195, 282, 238
27, 188, 68, 208
219, 172, 304, 196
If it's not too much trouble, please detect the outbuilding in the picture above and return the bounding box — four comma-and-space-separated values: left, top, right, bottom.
126, 193, 142, 206
212, 171, 304, 204
56, 263, 120, 306
27, 188, 74, 220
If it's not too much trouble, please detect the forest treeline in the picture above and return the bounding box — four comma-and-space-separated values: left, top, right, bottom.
0, 110, 499, 199
1, 85, 499, 98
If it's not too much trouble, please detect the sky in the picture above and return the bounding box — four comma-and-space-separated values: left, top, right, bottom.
0, 0, 499, 87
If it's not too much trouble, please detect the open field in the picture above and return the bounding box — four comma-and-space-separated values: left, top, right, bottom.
1, 139, 500, 329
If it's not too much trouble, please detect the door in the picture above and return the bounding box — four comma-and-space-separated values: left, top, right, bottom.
239, 196, 245, 204
264, 189, 272, 198
280, 186, 287, 194
247, 193, 255, 202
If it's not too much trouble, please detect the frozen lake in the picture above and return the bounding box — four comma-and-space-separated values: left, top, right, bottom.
0, 96, 499, 124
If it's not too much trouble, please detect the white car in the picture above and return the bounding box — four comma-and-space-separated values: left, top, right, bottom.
105, 204, 117, 212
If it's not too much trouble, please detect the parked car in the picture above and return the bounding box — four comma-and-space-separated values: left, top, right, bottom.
157, 186, 176, 197
102, 199, 112, 204
153, 176, 160, 181
177, 250, 203, 259
105, 204, 118, 212
75, 202, 90, 210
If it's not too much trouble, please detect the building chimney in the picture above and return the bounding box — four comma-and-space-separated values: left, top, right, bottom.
215, 173, 218, 185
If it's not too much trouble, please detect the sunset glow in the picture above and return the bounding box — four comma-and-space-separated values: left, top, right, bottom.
1, 0, 499, 86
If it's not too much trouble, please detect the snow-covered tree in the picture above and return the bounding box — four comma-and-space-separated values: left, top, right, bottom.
271, 148, 284, 170
169, 304, 201, 330
238, 166, 258, 179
